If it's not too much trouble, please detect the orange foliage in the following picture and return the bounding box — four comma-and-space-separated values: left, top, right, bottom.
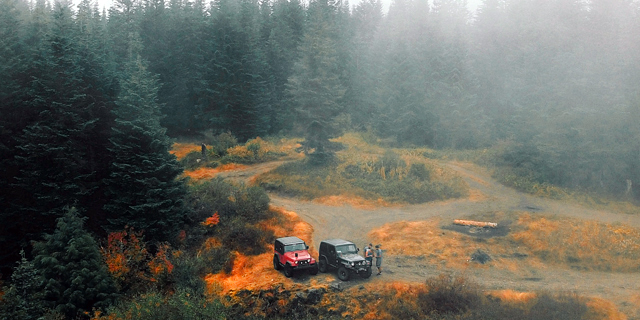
487, 290, 536, 304
183, 163, 248, 181
585, 297, 628, 320
102, 228, 175, 289
201, 212, 220, 226
170, 142, 201, 160
205, 252, 280, 294
148, 243, 174, 278
102, 228, 148, 281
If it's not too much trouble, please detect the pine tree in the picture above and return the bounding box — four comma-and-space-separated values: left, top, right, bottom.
264, 0, 305, 133
33, 208, 117, 318
286, 0, 346, 163
104, 55, 187, 242
199, 0, 272, 141
0, 0, 28, 275
5, 0, 115, 272
0, 250, 45, 320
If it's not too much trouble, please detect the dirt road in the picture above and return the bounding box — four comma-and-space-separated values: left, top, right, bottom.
222, 160, 640, 317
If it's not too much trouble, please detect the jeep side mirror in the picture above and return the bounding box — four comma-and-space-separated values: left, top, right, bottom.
295, 253, 298, 258
306, 245, 309, 250
357, 248, 360, 253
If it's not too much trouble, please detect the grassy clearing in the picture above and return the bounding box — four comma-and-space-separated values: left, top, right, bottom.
369, 211, 640, 273
425, 145, 640, 215
255, 133, 469, 204
172, 136, 304, 182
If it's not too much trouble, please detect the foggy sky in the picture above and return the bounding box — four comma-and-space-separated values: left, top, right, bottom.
89, 0, 483, 14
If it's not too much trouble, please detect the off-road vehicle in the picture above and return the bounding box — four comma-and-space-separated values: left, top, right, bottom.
318, 239, 372, 281
273, 236, 318, 277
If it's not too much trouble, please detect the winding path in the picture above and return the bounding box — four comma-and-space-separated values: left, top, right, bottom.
221, 159, 640, 317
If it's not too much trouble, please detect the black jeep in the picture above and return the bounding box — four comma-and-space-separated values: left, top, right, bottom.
318, 239, 372, 281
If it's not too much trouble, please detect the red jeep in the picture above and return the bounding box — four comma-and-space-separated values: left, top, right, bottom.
273, 236, 319, 277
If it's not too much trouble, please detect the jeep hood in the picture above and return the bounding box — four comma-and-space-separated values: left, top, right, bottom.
284, 250, 312, 260
339, 253, 365, 262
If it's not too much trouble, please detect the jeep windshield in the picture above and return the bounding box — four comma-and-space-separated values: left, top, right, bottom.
284, 243, 306, 252
335, 244, 357, 256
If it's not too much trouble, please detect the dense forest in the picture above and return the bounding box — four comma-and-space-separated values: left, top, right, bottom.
1, 0, 639, 317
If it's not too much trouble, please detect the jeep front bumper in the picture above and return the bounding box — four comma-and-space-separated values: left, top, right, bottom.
291, 260, 317, 270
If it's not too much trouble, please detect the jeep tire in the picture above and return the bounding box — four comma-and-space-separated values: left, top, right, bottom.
309, 263, 319, 275
273, 255, 282, 270
360, 267, 372, 279
318, 258, 328, 273
284, 264, 293, 277
337, 266, 350, 281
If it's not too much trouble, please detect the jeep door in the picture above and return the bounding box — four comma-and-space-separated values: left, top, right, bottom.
327, 246, 339, 268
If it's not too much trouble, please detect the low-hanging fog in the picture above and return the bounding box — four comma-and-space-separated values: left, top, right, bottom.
1, 0, 640, 278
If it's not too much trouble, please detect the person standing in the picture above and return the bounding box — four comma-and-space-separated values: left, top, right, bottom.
375, 244, 383, 275
364, 243, 373, 267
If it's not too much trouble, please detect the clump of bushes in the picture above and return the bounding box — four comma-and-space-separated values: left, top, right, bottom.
223, 137, 286, 164
256, 150, 468, 204
93, 290, 226, 320
204, 130, 238, 157
186, 178, 273, 255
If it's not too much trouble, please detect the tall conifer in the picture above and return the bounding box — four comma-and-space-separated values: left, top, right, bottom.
104, 54, 186, 242
33, 208, 117, 318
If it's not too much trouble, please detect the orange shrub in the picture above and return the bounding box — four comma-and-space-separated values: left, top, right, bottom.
201, 212, 220, 227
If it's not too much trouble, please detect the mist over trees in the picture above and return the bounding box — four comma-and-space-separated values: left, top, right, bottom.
0, 0, 639, 294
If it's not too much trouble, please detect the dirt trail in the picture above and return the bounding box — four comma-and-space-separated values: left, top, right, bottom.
220, 159, 640, 317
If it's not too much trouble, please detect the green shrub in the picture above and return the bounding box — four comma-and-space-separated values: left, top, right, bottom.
204, 131, 238, 156
171, 248, 233, 295
102, 290, 226, 320
257, 158, 467, 204
235, 186, 271, 221
419, 274, 481, 315
408, 163, 430, 181
181, 151, 207, 170
220, 218, 273, 255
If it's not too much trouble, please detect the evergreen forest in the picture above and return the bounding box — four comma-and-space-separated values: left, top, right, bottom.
1, 0, 640, 317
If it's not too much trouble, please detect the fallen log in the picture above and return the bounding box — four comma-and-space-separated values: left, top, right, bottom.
453, 219, 498, 228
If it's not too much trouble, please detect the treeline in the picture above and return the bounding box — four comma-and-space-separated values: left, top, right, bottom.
0, 0, 187, 279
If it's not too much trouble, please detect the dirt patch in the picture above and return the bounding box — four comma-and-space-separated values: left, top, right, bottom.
442, 220, 512, 239
314, 195, 397, 209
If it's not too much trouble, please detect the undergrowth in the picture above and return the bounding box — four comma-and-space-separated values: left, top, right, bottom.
177, 134, 301, 171
255, 134, 469, 204
208, 274, 614, 320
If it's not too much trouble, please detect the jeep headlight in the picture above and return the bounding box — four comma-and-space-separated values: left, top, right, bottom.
350, 262, 354, 266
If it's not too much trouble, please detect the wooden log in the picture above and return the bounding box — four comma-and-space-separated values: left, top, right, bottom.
453, 219, 498, 228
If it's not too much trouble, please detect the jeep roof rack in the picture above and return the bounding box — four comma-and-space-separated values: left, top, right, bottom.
276, 236, 306, 245
322, 239, 353, 246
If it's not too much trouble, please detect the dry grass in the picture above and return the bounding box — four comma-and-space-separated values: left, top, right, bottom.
257, 133, 469, 204
314, 194, 397, 209
488, 289, 537, 304
170, 142, 201, 160
369, 219, 516, 270
369, 212, 640, 273
511, 214, 640, 272
224, 137, 304, 163
182, 163, 247, 182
